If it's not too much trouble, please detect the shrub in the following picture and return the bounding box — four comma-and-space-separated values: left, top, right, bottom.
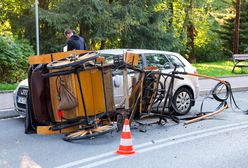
195, 41, 229, 63
244, 47, 248, 53
0, 35, 35, 83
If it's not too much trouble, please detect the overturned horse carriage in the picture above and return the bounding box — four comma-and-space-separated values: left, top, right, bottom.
26, 50, 200, 141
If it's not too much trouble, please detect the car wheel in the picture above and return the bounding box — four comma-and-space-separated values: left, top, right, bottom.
171, 87, 193, 115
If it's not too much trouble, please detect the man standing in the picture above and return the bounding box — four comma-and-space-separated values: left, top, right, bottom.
64, 29, 86, 51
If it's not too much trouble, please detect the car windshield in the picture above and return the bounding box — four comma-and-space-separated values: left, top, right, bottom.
144, 53, 171, 69
98, 53, 115, 65
167, 55, 185, 67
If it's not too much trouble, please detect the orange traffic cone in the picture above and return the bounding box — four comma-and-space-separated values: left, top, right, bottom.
116, 118, 135, 155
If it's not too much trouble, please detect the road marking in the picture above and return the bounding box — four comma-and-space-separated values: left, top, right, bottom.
55, 152, 115, 168
138, 124, 248, 153
135, 120, 248, 148
81, 155, 125, 168
55, 120, 248, 168
21, 154, 42, 168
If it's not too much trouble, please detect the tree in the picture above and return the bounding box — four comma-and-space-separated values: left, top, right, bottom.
239, 0, 248, 53
185, 0, 195, 63
36, 0, 176, 51
2, 0, 246, 63
0, 35, 34, 83
212, 0, 248, 57
233, 0, 241, 54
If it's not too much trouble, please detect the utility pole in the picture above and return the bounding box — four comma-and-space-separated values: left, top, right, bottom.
233, 0, 241, 54
35, 0, 40, 55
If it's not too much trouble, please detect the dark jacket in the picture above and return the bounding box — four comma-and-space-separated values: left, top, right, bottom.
67, 35, 86, 51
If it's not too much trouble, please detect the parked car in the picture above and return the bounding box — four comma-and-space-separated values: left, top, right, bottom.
13, 79, 28, 116
13, 49, 199, 116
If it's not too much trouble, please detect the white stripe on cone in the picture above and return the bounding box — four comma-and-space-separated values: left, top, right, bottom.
122, 125, 130, 132
120, 138, 133, 146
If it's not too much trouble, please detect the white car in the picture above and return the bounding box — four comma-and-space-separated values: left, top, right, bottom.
13, 78, 28, 116
13, 49, 199, 116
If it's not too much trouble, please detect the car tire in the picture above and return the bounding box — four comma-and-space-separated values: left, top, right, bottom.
171, 87, 193, 115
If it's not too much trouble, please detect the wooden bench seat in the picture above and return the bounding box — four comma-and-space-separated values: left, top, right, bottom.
232, 54, 248, 72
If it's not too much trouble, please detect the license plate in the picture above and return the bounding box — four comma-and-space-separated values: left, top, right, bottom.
20, 89, 28, 96
17, 96, 26, 104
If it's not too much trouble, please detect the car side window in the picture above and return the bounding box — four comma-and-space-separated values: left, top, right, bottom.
99, 54, 114, 65
167, 55, 185, 67
145, 54, 171, 69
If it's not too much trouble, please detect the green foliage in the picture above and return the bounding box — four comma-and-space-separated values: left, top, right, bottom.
0, 35, 34, 83
211, 0, 248, 57
0, 0, 247, 68
195, 39, 226, 62
113, 0, 175, 50
0, 83, 17, 91
239, 1, 248, 53
33, 0, 179, 52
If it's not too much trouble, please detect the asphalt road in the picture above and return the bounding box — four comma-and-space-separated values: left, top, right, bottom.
1, 91, 248, 168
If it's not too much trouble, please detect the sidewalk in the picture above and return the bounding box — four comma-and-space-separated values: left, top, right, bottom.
0, 92, 18, 118
199, 75, 248, 95
0, 92, 14, 110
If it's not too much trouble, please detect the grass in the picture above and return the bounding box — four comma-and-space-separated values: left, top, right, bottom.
0, 83, 18, 91
193, 61, 248, 77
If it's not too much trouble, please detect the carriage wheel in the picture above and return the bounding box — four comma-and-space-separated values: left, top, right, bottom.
47, 51, 99, 70
63, 124, 117, 141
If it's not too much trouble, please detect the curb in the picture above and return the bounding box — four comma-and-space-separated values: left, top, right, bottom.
199, 74, 248, 80
0, 90, 14, 94
200, 86, 248, 96
0, 109, 19, 119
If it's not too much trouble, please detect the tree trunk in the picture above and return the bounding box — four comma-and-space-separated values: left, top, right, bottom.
233, 0, 241, 54
168, 0, 174, 29
187, 0, 196, 63
100, 40, 106, 50
39, 0, 49, 10
79, 21, 90, 49
187, 23, 195, 63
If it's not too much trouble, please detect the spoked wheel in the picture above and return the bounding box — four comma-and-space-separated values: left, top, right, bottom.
114, 111, 126, 132
47, 51, 99, 70
171, 87, 193, 115
153, 81, 165, 104
63, 124, 117, 142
